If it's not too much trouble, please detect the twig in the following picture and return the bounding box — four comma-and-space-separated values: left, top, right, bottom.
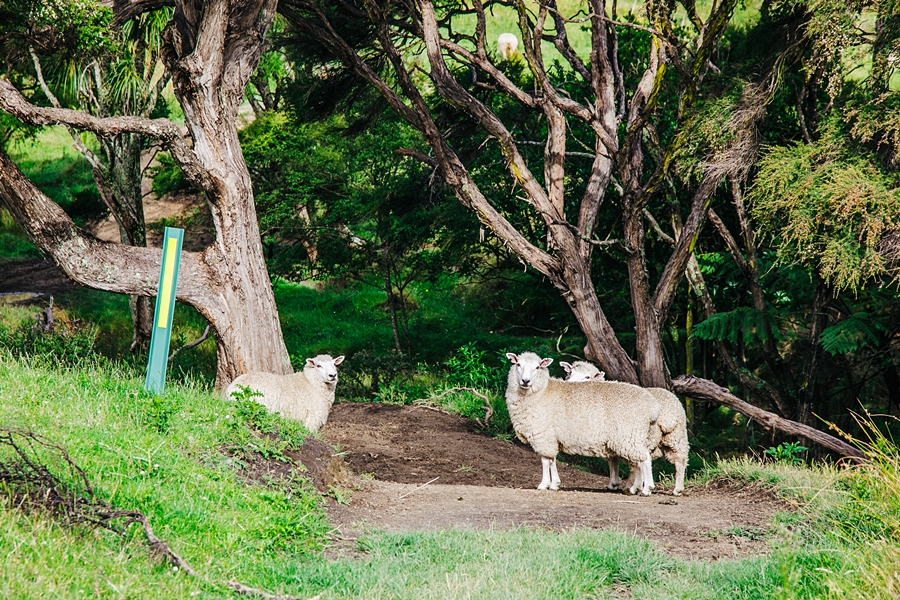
0, 428, 305, 600
427, 387, 494, 428
398, 476, 440, 499
226, 581, 308, 600
169, 325, 211, 360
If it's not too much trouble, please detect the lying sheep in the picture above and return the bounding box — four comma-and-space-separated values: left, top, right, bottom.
564, 361, 690, 495
505, 352, 660, 495
223, 354, 345, 433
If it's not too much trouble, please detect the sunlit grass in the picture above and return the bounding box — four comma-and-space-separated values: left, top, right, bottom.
8, 127, 100, 223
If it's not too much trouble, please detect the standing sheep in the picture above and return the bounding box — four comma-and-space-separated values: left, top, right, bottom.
563, 360, 690, 495
505, 352, 660, 495
497, 33, 519, 60
223, 354, 345, 433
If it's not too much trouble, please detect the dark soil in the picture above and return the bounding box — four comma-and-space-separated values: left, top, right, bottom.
316, 402, 791, 561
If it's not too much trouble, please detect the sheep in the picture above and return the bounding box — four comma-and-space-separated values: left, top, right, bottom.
497, 33, 518, 61
505, 352, 661, 495
563, 361, 690, 495
223, 354, 345, 433
559, 360, 605, 382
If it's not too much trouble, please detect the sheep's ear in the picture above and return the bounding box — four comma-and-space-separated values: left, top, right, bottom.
506, 352, 519, 364
559, 361, 572, 373
306, 358, 317, 368
333, 355, 345, 366
593, 372, 605, 380
539, 357, 554, 368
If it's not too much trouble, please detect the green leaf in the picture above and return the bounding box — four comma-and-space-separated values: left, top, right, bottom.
691, 307, 781, 344
819, 312, 885, 356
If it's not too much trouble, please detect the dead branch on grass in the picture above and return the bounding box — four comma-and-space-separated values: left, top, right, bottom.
0, 427, 305, 600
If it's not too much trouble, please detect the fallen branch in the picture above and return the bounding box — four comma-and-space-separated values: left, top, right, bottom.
671, 375, 867, 463
0, 428, 305, 599
169, 324, 211, 360
427, 387, 494, 429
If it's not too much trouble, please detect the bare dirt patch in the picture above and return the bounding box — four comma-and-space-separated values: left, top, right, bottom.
317, 402, 790, 561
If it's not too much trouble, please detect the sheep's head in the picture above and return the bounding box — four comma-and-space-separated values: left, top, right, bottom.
305, 354, 345, 385
560, 360, 605, 382
506, 352, 553, 390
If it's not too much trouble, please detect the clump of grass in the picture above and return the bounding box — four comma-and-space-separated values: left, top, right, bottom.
0, 351, 330, 598
817, 415, 900, 598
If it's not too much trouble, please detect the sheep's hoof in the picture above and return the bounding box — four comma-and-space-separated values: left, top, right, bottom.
549, 483, 559, 491
627, 486, 638, 495
672, 489, 683, 496
640, 490, 652, 497
537, 483, 549, 490
607, 482, 620, 491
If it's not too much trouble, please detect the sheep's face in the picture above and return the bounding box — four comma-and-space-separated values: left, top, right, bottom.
506, 352, 553, 390
560, 361, 605, 382
306, 354, 345, 384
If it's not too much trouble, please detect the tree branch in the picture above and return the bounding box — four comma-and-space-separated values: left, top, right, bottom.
672, 375, 866, 462
0, 147, 223, 316
0, 79, 212, 194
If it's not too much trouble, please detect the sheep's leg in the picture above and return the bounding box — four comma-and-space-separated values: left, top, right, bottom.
607, 457, 622, 490
627, 463, 642, 495
549, 458, 560, 490
538, 456, 555, 490
673, 459, 686, 495
629, 458, 654, 496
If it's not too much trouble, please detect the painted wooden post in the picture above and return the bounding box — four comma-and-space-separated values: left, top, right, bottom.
144, 227, 184, 394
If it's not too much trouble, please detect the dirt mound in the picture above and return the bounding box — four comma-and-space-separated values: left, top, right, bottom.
318, 402, 791, 560
239, 436, 353, 494
322, 402, 609, 489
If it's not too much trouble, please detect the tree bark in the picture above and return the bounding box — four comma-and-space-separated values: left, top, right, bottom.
0, 0, 291, 388
672, 375, 866, 462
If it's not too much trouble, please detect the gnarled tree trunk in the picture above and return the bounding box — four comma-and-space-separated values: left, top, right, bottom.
0, 0, 291, 388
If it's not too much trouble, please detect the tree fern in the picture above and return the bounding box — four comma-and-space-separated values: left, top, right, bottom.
691, 306, 783, 344
819, 312, 885, 356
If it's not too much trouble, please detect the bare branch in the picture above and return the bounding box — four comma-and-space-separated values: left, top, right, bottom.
672, 375, 866, 462
0, 79, 212, 193
169, 325, 212, 360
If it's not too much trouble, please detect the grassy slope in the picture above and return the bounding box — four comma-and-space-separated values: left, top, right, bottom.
0, 328, 874, 599
0, 352, 821, 599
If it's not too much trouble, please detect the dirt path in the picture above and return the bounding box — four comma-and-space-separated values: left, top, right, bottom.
317, 403, 789, 561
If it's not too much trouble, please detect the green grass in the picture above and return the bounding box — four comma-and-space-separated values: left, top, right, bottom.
0, 209, 41, 259
8, 127, 103, 225
1, 326, 898, 598
0, 351, 330, 598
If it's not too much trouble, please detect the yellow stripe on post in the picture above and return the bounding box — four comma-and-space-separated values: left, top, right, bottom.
156, 238, 179, 329
145, 227, 185, 395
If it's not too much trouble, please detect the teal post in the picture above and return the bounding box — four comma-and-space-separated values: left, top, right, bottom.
144, 227, 184, 394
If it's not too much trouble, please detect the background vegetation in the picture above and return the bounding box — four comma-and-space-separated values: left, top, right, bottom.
2, 0, 900, 595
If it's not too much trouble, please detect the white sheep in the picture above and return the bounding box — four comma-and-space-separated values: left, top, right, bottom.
223, 354, 345, 433
497, 33, 518, 61
505, 352, 660, 495
563, 361, 690, 495
559, 360, 605, 382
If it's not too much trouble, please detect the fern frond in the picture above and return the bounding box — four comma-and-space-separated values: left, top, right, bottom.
820, 312, 885, 355
691, 306, 783, 344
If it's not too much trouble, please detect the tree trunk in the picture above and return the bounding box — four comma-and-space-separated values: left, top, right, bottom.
672, 374, 866, 462
0, 0, 292, 388
556, 257, 640, 384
